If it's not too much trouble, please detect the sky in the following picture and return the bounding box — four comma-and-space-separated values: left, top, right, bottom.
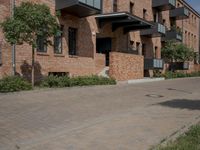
185, 0, 200, 13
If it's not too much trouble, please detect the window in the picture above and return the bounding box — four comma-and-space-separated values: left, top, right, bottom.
143, 9, 147, 20
54, 25, 63, 54
68, 27, 77, 55
163, 19, 166, 25
142, 44, 146, 57
194, 17, 196, 26
130, 2, 134, 14
129, 40, 135, 51
136, 42, 140, 54
154, 46, 158, 58
188, 12, 191, 24
192, 15, 194, 24
153, 14, 157, 22
37, 36, 47, 52
113, 0, 118, 12
185, 31, 187, 45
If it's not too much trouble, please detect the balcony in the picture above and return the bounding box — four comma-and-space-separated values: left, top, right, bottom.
56, 0, 102, 17
144, 59, 164, 70
96, 12, 152, 34
170, 7, 189, 20
152, 0, 176, 11
169, 62, 189, 70
140, 22, 166, 37
162, 30, 182, 42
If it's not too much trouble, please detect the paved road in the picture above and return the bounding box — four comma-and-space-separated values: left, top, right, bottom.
0, 78, 200, 150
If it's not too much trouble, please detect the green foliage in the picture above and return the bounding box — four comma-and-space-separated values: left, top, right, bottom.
162, 41, 195, 63
1, 2, 59, 47
155, 71, 200, 79
40, 75, 116, 88
154, 125, 200, 150
0, 76, 32, 93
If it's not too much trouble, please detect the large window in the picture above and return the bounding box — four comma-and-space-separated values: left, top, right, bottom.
54, 25, 63, 54
37, 36, 47, 52
68, 27, 77, 55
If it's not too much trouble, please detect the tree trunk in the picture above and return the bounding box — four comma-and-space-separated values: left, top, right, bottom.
32, 45, 35, 87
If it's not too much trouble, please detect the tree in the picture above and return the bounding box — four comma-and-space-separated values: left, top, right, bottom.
162, 41, 195, 71
161, 40, 177, 63
1, 2, 59, 87
162, 41, 195, 62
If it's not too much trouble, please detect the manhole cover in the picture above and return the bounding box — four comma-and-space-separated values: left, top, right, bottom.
146, 94, 164, 98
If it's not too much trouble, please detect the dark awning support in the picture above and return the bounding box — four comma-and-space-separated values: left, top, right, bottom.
96, 12, 153, 34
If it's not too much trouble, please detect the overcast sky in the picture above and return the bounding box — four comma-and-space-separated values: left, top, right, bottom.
185, 0, 200, 13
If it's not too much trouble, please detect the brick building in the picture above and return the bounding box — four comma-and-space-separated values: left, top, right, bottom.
0, 0, 199, 81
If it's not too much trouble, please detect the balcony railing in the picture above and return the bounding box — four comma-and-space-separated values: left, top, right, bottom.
169, 62, 189, 70
170, 7, 189, 20
152, 0, 176, 11
140, 22, 166, 37
162, 29, 182, 42
56, 0, 102, 17
144, 59, 164, 70
79, 0, 101, 9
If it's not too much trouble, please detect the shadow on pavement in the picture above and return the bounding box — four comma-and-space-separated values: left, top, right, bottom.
156, 99, 200, 110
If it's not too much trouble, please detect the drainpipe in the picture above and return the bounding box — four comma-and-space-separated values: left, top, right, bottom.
11, 0, 16, 76
182, 19, 184, 44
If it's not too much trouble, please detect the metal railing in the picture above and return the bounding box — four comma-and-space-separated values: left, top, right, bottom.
169, 0, 176, 7
79, 0, 101, 9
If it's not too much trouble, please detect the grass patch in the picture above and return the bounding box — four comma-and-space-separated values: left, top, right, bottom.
40, 75, 116, 88
0, 76, 32, 93
154, 125, 200, 150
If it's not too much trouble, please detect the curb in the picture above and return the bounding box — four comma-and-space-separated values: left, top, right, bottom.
152, 115, 200, 149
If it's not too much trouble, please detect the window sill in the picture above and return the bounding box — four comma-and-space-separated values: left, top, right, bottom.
54, 54, 65, 57
37, 52, 49, 56
69, 55, 79, 58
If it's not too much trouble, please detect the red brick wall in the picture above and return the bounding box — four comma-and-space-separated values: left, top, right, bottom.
95, 53, 106, 74
0, 0, 12, 78
109, 52, 144, 81
0, 0, 199, 80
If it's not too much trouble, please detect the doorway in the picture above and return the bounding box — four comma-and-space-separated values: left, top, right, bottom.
96, 38, 112, 66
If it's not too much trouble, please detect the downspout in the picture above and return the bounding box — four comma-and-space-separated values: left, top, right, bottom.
182, 18, 184, 44
11, 0, 16, 76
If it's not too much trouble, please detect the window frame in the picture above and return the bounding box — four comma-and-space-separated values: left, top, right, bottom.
68, 27, 77, 56
36, 35, 47, 53
54, 25, 64, 54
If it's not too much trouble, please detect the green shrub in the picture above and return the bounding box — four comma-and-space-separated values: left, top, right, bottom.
40, 75, 70, 88
40, 75, 116, 88
0, 76, 32, 93
162, 71, 200, 79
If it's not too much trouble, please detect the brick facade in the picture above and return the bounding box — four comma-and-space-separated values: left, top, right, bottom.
109, 52, 144, 80
0, 0, 200, 81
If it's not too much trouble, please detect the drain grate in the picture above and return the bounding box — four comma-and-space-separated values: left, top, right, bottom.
146, 94, 164, 98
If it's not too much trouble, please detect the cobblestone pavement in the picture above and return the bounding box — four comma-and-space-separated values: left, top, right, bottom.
0, 78, 200, 150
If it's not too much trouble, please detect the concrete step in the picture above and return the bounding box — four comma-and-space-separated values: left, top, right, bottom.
98, 67, 110, 78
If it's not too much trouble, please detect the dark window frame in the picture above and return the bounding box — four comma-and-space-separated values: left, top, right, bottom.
143, 9, 147, 20
68, 27, 77, 56
54, 25, 64, 54
113, 0, 118, 12
36, 36, 47, 53
130, 2, 134, 14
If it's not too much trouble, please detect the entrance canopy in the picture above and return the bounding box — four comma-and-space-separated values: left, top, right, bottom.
96, 12, 153, 33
